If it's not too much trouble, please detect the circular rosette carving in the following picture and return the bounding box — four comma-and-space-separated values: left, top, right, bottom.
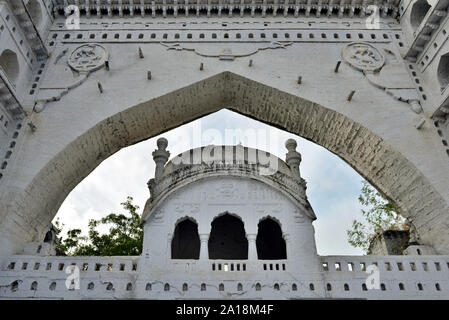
342, 42, 385, 72
68, 44, 108, 72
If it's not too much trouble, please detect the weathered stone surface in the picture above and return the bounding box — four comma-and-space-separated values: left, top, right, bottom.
368, 230, 411, 255
0, 0, 448, 290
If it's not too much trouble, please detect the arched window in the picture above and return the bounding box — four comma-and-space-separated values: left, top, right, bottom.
208, 213, 248, 260
25, 0, 43, 28
437, 53, 449, 88
44, 230, 53, 243
171, 218, 200, 259
11, 281, 19, 291
410, 0, 431, 30
0, 50, 20, 85
256, 218, 286, 260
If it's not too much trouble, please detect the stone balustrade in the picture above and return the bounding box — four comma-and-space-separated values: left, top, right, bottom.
1, 254, 449, 299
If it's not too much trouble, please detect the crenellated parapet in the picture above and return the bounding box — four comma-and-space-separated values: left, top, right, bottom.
51, 0, 399, 19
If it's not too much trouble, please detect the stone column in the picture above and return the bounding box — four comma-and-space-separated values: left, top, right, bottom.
283, 233, 291, 259
199, 234, 209, 260
247, 234, 258, 260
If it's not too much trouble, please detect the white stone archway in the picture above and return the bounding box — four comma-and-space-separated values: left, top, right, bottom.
0, 72, 448, 255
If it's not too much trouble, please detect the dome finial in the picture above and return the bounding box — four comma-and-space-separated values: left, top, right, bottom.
285, 139, 301, 178
153, 137, 170, 179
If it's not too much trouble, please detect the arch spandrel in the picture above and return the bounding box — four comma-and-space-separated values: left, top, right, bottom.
0, 72, 448, 256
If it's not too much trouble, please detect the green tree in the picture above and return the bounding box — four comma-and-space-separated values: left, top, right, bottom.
346, 181, 407, 253
55, 197, 143, 256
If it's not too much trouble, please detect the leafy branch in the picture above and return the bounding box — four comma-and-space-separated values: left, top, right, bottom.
55, 197, 144, 256
347, 181, 407, 252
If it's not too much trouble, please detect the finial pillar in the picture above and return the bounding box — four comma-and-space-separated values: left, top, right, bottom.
153, 137, 170, 179
285, 139, 302, 178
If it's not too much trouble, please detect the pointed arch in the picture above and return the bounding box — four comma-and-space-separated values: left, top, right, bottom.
171, 217, 200, 259
410, 0, 431, 30
25, 0, 43, 28
1, 72, 448, 255
256, 217, 287, 260
0, 49, 19, 85
209, 213, 248, 260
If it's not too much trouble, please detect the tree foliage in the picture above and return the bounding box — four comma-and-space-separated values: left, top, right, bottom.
55, 197, 143, 256
346, 181, 407, 253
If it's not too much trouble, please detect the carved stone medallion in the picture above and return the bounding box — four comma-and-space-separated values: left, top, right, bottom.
342, 42, 385, 72
68, 44, 108, 72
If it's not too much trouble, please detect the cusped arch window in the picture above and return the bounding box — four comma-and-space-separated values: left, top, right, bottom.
410, 0, 431, 31
256, 218, 286, 260
437, 53, 449, 89
0, 49, 20, 85
171, 218, 200, 259
208, 213, 248, 260
25, 0, 43, 28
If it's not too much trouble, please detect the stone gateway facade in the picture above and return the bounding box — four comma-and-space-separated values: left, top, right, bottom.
1, 137, 449, 299
0, 0, 449, 299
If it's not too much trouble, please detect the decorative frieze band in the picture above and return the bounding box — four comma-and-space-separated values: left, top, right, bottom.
52, 0, 398, 19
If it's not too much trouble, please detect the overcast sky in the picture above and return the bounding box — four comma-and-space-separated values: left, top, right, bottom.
54, 109, 365, 256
